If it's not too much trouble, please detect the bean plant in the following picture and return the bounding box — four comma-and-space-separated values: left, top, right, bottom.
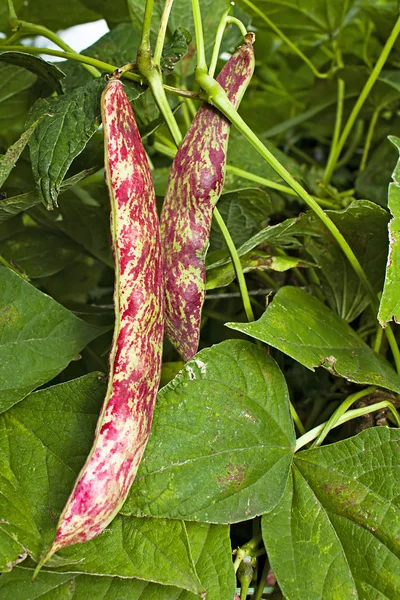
1, 1, 400, 598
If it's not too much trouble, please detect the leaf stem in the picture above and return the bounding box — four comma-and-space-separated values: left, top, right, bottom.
290, 403, 306, 436
254, 558, 270, 600
322, 77, 345, 185
191, 0, 207, 71
295, 400, 400, 451
311, 386, 376, 448
7, 19, 100, 77
213, 207, 255, 322
323, 15, 400, 184
360, 105, 381, 172
153, 0, 174, 66
239, 0, 331, 79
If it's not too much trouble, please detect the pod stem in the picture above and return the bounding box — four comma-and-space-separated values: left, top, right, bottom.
208, 7, 248, 77
153, 0, 175, 66
213, 207, 255, 323
138, 0, 182, 146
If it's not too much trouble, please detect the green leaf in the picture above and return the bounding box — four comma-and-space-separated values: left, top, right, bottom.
0, 523, 233, 599
0, 116, 46, 189
227, 287, 400, 393
0, 266, 103, 412
19, 0, 101, 31
303, 200, 390, 322
53, 518, 203, 595
0, 230, 81, 278
379, 136, 400, 327
123, 339, 295, 523
0, 451, 42, 571
262, 428, 400, 600
0, 52, 65, 94
27, 79, 106, 208
206, 250, 311, 290
161, 28, 192, 74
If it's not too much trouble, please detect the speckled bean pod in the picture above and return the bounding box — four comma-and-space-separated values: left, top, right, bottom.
160, 36, 255, 361
45, 79, 164, 556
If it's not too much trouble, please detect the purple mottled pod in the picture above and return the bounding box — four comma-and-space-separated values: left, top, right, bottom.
42, 79, 164, 558
160, 35, 255, 361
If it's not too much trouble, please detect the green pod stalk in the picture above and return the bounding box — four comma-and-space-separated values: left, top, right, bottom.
36, 79, 164, 569
160, 35, 255, 361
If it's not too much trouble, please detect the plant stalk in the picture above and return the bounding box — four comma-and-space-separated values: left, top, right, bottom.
296, 400, 400, 451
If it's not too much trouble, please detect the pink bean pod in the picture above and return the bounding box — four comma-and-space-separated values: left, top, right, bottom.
39, 78, 164, 564
160, 35, 255, 362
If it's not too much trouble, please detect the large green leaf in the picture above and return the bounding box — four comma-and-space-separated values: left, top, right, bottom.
262, 428, 400, 599
0, 374, 203, 594
19, 0, 100, 31
0, 523, 234, 599
228, 287, 400, 393
123, 339, 295, 523
0, 266, 103, 412
379, 136, 400, 327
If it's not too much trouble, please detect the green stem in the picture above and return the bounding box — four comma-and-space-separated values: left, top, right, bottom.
6, 0, 17, 21
2, 44, 138, 79
9, 19, 100, 77
335, 119, 364, 169
213, 207, 255, 322
152, 147, 337, 208
360, 106, 381, 172
153, 0, 174, 66
239, 0, 331, 79
254, 558, 270, 600
374, 323, 384, 353
209, 6, 231, 78
323, 15, 400, 184
208, 8, 247, 77
191, 0, 207, 71
140, 0, 155, 52
322, 77, 345, 185
311, 386, 376, 448
147, 71, 183, 145
138, 0, 182, 146
296, 400, 400, 451
290, 403, 306, 436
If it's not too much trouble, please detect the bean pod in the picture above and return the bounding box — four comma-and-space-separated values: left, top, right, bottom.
160, 35, 255, 361
43, 79, 164, 558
